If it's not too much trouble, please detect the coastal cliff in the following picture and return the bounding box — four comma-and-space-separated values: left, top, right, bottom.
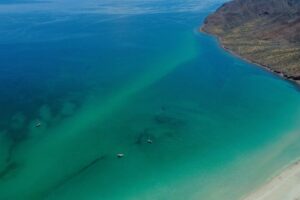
202, 0, 300, 82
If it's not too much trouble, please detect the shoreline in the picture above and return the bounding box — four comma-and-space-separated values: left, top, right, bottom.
242, 160, 300, 200
199, 27, 300, 88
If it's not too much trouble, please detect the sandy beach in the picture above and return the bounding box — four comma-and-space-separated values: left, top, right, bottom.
243, 161, 300, 200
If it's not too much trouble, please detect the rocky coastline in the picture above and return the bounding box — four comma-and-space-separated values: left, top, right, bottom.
201, 0, 300, 84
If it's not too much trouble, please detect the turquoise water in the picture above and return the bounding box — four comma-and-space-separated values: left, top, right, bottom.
1, 0, 300, 199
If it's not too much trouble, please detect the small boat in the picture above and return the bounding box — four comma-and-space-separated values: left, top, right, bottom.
117, 153, 124, 158
147, 139, 153, 144
35, 121, 41, 127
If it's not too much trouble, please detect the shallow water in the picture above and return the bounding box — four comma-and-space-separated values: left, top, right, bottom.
1, 0, 300, 199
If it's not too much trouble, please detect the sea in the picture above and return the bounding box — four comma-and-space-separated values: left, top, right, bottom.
0, 0, 300, 199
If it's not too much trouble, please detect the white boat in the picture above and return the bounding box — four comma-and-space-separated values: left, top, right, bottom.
117, 153, 124, 158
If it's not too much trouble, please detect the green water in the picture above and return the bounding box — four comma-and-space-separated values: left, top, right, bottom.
0, 0, 300, 199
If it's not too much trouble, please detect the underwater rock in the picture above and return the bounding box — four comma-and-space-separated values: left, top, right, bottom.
46, 155, 106, 195
154, 114, 184, 127
135, 128, 152, 145
0, 162, 18, 180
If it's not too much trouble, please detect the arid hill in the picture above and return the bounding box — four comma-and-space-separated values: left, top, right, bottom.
202, 0, 300, 82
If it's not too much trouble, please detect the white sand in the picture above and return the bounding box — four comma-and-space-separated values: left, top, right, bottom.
244, 161, 300, 200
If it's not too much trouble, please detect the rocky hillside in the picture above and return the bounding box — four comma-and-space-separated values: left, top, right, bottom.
202, 0, 300, 81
